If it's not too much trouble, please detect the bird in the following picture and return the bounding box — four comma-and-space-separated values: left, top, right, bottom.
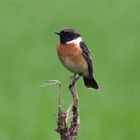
55, 28, 99, 90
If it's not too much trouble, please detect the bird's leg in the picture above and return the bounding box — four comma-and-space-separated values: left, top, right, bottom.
70, 73, 77, 80
69, 74, 81, 88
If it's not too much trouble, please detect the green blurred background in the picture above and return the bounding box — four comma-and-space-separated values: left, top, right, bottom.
0, 1, 140, 140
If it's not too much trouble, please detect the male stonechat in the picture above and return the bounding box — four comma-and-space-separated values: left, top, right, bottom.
55, 28, 99, 90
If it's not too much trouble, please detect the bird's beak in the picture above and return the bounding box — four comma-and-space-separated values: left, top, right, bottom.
54, 32, 61, 35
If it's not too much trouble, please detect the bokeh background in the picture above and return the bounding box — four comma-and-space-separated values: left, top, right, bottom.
0, 1, 140, 140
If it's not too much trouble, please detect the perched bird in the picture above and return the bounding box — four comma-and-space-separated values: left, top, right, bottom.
55, 28, 99, 89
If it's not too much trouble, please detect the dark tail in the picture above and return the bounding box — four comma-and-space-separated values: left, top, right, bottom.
83, 76, 99, 90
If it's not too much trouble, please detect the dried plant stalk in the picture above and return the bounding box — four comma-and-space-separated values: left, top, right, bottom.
44, 79, 80, 140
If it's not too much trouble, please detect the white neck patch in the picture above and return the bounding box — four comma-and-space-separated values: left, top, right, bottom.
66, 37, 82, 45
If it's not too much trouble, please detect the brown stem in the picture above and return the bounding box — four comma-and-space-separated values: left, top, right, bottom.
56, 80, 80, 140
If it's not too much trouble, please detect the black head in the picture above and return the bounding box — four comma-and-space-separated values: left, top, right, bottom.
55, 29, 80, 44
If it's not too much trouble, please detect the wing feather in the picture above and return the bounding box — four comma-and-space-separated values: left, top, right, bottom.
79, 42, 93, 76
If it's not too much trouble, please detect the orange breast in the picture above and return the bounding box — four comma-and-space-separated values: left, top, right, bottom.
57, 43, 88, 73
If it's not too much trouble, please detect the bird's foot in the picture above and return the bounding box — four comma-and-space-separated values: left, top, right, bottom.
70, 73, 76, 80
69, 75, 81, 88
